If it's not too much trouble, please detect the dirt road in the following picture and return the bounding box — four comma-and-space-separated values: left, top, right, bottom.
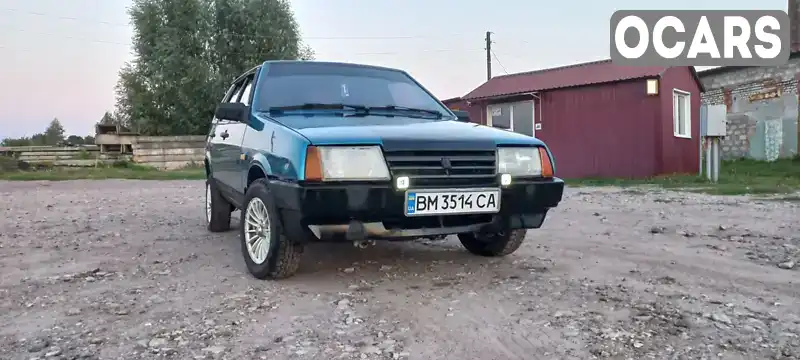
1, 180, 798, 360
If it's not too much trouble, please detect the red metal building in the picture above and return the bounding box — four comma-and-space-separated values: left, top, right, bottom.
441, 97, 469, 111
447, 59, 704, 179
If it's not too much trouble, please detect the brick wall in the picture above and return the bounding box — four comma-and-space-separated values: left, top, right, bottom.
699, 58, 800, 160
701, 79, 798, 107
700, 59, 800, 96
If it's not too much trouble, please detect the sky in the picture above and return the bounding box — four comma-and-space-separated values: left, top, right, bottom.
0, 0, 789, 139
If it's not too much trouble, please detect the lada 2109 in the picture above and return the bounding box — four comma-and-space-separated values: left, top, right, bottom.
203, 61, 564, 280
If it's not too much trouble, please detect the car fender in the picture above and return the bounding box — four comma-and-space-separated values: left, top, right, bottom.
248, 153, 273, 180
204, 150, 212, 175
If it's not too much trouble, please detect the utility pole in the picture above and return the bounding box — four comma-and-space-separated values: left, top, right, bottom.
485, 31, 492, 81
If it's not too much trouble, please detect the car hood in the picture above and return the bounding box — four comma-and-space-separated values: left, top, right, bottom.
262, 114, 545, 148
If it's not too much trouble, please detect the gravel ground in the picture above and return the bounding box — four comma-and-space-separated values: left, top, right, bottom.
1, 180, 799, 360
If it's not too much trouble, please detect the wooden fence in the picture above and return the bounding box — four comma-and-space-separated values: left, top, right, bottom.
132, 136, 205, 169
0, 145, 123, 167
0, 135, 206, 169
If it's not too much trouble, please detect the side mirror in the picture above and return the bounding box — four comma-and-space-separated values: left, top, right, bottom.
452, 110, 470, 122
215, 102, 249, 122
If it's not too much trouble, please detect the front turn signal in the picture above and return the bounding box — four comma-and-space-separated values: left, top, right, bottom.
539, 147, 553, 178
304, 146, 323, 181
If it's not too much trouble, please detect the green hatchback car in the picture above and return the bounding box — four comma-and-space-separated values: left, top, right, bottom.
204, 60, 564, 280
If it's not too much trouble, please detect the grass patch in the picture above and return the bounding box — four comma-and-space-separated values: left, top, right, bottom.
567, 157, 800, 195
0, 161, 206, 181
754, 194, 800, 202
77, 149, 93, 160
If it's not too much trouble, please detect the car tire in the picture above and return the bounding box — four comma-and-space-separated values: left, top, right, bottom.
457, 229, 527, 257
240, 178, 303, 280
205, 178, 232, 232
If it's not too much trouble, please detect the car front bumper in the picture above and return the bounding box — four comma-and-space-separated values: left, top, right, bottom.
270, 178, 565, 242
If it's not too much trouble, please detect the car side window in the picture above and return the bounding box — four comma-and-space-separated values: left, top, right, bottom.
210, 82, 241, 134
221, 83, 238, 103
238, 76, 254, 105
227, 81, 245, 103
213, 80, 245, 126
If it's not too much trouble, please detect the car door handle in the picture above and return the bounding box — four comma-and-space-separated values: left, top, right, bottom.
220, 130, 229, 140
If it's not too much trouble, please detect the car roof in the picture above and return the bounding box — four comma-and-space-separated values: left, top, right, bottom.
230, 60, 408, 85
260, 60, 404, 74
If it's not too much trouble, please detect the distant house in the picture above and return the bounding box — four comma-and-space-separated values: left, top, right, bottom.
441, 97, 468, 110
698, 60, 800, 161
695, 0, 800, 161
453, 59, 704, 179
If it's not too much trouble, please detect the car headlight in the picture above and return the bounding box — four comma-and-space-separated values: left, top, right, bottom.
497, 147, 552, 177
304, 145, 391, 181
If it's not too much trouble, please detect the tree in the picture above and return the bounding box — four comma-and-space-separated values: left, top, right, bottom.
44, 118, 66, 145
114, 0, 313, 136
99, 111, 116, 125
299, 45, 315, 61
1, 120, 93, 147
1, 137, 33, 147
66, 135, 85, 145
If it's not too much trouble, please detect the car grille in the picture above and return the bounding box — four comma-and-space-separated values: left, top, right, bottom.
383, 149, 497, 188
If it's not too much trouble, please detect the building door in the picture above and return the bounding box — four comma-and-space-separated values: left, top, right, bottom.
486, 101, 535, 136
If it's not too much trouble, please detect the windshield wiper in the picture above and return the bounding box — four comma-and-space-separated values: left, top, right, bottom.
266, 103, 444, 119
366, 105, 443, 118
267, 103, 369, 114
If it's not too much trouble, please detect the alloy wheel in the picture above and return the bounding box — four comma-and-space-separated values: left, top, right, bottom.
244, 198, 271, 264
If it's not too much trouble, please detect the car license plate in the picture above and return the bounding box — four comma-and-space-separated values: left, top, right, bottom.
405, 188, 500, 216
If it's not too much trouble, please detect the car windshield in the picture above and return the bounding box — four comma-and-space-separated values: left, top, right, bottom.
256, 62, 452, 119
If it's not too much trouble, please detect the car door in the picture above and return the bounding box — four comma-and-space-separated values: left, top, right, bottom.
209, 79, 245, 196
217, 73, 254, 197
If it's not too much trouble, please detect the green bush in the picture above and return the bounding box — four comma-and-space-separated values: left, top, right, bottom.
111, 159, 132, 168
0, 156, 19, 172
77, 149, 92, 160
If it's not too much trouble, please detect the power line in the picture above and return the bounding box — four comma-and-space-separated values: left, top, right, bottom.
491, 50, 508, 74
9, 27, 479, 44
1, 7, 469, 40
347, 49, 485, 55
485, 32, 517, 78
1, 8, 502, 59
2, 28, 484, 54
0, 43, 483, 56
1, 8, 130, 27
492, 51, 526, 63
4, 30, 132, 46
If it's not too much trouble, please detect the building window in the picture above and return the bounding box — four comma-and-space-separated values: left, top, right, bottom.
487, 104, 511, 129
673, 89, 691, 138
486, 101, 535, 136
